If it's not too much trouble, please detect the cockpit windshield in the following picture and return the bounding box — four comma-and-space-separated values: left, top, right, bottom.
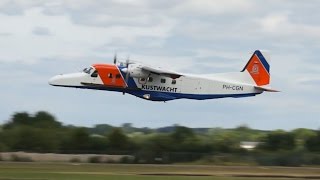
83, 67, 93, 74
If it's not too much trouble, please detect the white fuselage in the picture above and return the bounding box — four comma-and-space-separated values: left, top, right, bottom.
133, 71, 261, 96
49, 50, 274, 101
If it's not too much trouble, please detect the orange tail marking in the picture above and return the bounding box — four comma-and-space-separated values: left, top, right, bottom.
245, 54, 270, 86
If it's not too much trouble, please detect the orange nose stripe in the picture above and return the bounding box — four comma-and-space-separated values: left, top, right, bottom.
93, 64, 126, 88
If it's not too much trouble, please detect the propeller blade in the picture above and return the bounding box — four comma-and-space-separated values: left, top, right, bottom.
123, 63, 130, 95
123, 56, 130, 95
126, 57, 130, 67
113, 53, 117, 64
125, 65, 130, 85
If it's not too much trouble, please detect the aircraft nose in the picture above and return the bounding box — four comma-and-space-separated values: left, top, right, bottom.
48, 75, 64, 86
48, 72, 85, 87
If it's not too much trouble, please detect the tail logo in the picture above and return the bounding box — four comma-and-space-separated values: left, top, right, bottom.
251, 63, 259, 75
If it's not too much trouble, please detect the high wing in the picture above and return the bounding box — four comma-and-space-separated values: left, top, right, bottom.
141, 65, 183, 79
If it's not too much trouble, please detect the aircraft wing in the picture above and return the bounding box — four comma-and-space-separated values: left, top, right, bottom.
254, 86, 280, 92
141, 65, 183, 79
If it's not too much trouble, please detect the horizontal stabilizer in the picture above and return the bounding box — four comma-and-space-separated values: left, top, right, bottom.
255, 86, 280, 92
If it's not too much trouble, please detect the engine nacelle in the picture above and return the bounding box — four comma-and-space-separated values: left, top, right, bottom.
128, 64, 149, 78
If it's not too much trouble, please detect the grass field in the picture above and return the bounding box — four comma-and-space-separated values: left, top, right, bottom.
0, 162, 319, 180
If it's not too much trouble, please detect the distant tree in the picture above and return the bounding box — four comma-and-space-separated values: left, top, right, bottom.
6, 126, 60, 152
122, 123, 134, 133
89, 136, 108, 152
71, 128, 91, 151
235, 124, 250, 131
292, 128, 317, 149
293, 128, 316, 139
3, 112, 31, 129
3, 111, 61, 129
89, 124, 114, 135
171, 126, 194, 142
169, 126, 211, 153
60, 128, 92, 153
305, 131, 320, 152
0, 131, 9, 151
212, 133, 241, 153
259, 130, 296, 151
150, 134, 173, 151
33, 111, 61, 128
107, 128, 130, 150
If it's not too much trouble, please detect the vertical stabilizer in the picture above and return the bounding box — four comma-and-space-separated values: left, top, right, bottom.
242, 50, 270, 86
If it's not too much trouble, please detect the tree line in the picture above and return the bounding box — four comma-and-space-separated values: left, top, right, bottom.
0, 111, 319, 166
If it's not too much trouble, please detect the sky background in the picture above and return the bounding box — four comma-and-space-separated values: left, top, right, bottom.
0, 0, 319, 130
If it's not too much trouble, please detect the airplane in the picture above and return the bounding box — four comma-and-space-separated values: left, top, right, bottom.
49, 50, 278, 102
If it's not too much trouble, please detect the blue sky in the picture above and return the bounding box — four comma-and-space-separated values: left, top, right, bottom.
0, 0, 319, 130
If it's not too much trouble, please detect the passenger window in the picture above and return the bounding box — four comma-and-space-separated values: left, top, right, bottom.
147, 77, 153, 82
91, 70, 98, 78
172, 79, 176, 84
138, 77, 146, 84
116, 74, 121, 79
161, 79, 166, 83
108, 73, 113, 78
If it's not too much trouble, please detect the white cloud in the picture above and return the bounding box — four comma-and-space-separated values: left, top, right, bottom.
296, 77, 320, 86
0, 7, 176, 64
259, 14, 289, 32
258, 13, 320, 40
173, 0, 254, 15
32, 26, 52, 36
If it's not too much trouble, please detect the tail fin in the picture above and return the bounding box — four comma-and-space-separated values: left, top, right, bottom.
241, 50, 270, 86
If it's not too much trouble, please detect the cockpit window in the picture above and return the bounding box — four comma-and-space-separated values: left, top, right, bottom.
91, 70, 98, 78
83, 67, 93, 74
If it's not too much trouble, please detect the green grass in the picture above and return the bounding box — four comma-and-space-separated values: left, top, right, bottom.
0, 172, 277, 180
0, 173, 283, 180
0, 162, 319, 180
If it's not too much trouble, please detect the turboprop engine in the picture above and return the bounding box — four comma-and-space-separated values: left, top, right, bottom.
122, 63, 149, 78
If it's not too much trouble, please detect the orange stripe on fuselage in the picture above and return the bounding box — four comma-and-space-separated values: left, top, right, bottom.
246, 55, 270, 86
92, 64, 126, 88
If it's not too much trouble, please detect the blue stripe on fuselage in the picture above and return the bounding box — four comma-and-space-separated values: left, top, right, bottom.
127, 90, 261, 101
118, 65, 137, 88
52, 84, 260, 101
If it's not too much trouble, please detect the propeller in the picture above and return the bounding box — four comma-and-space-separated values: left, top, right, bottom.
123, 57, 130, 95
125, 58, 130, 84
